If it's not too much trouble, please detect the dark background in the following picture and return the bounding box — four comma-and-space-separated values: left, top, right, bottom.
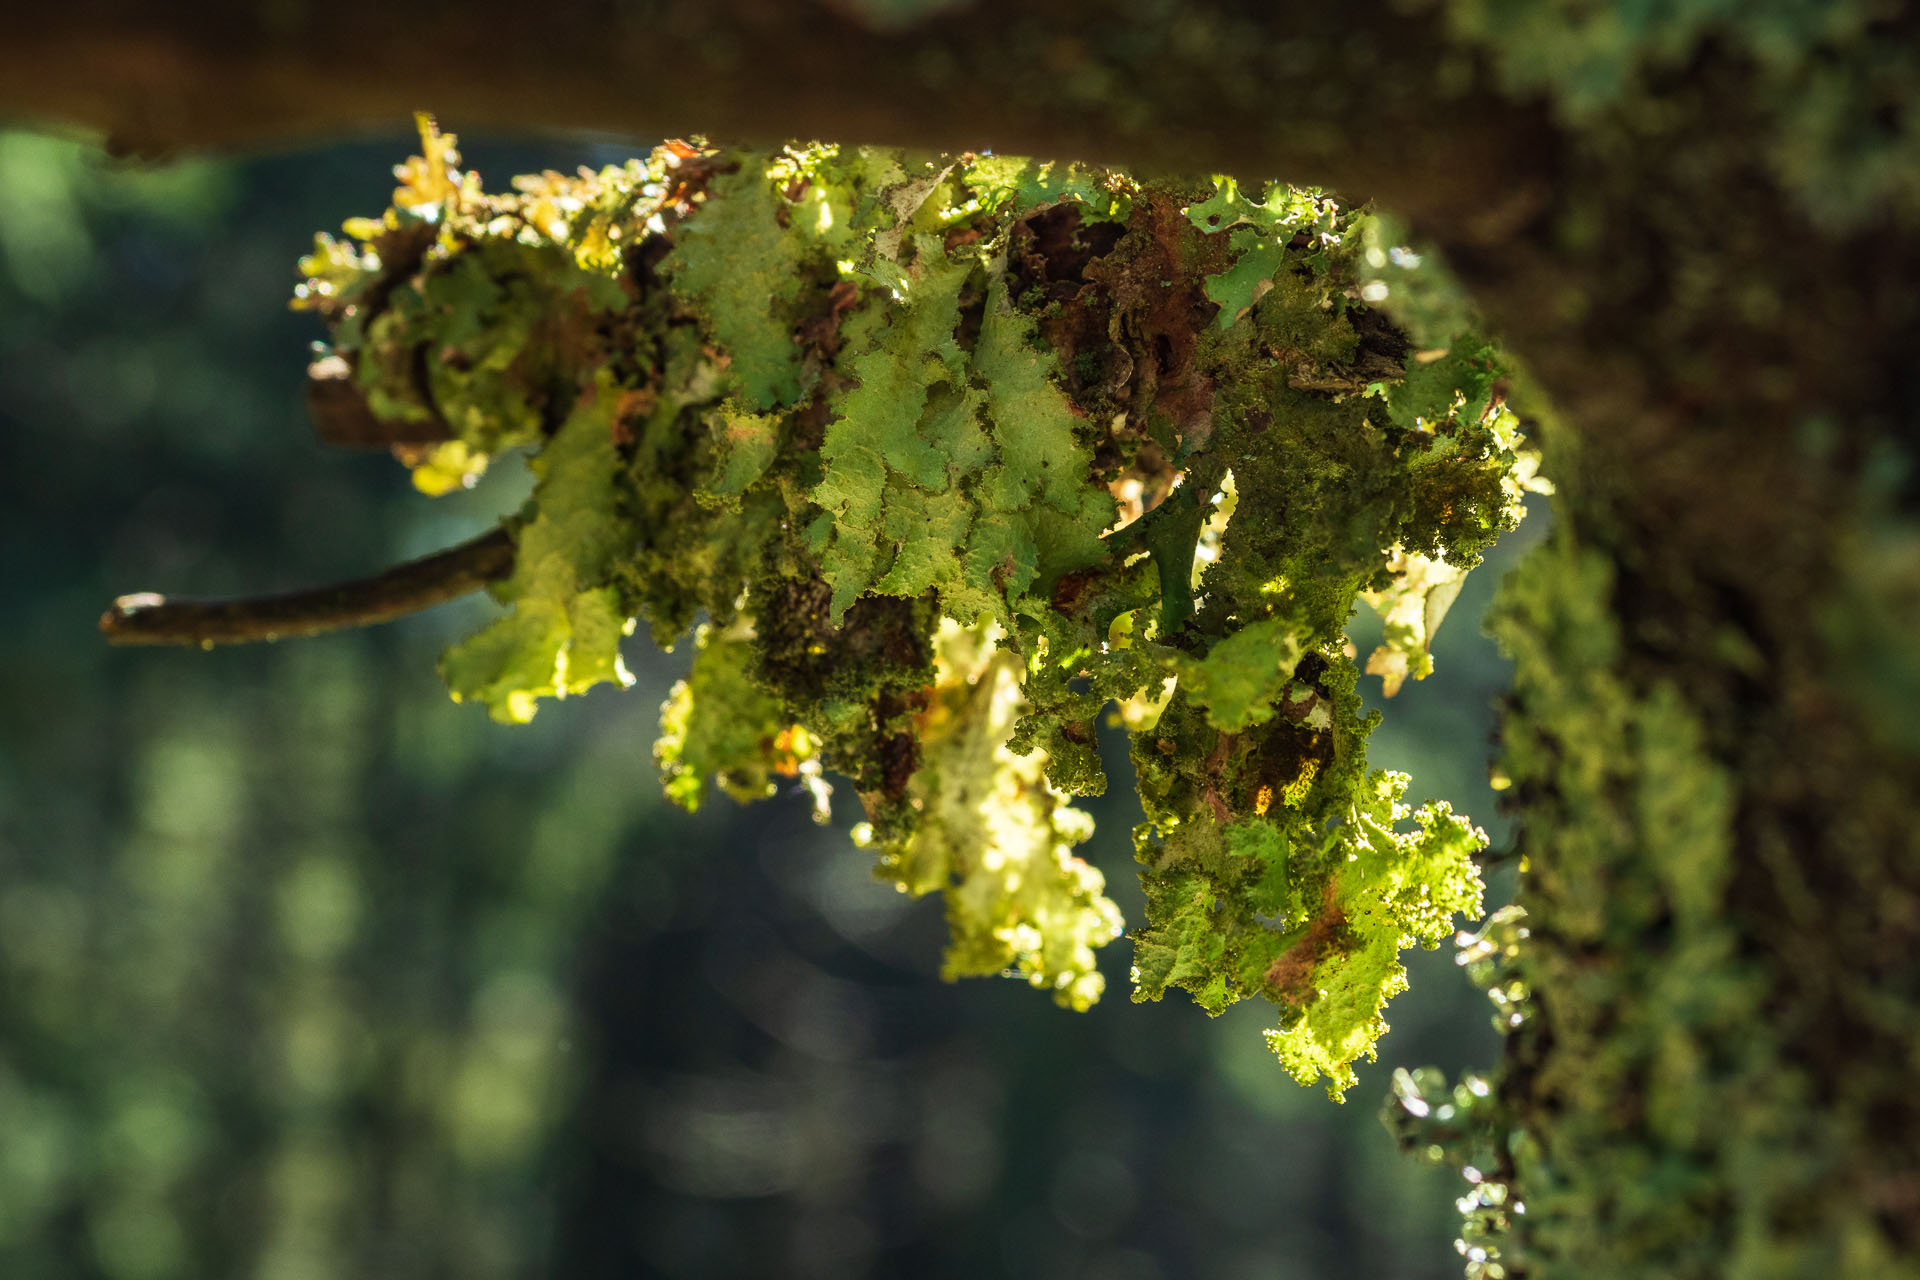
0, 128, 1538, 1280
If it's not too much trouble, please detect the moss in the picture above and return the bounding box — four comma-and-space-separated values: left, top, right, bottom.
1384, 521, 1920, 1277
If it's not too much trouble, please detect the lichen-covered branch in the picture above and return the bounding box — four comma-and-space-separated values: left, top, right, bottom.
0, 0, 1552, 241
38, 5, 1920, 1269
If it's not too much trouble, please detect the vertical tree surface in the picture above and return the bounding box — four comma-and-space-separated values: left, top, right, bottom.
6, 4, 1920, 1276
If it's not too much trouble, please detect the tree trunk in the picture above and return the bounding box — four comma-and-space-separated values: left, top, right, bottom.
7, 4, 1918, 1273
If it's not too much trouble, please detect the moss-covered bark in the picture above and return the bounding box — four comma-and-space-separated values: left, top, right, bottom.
1413, 36, 1920, 1278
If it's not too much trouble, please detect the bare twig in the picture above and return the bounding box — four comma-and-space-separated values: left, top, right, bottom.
100, 527, 515, 647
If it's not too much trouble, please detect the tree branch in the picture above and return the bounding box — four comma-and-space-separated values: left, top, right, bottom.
0, 0, 1556, 240
99, 527, 515, 646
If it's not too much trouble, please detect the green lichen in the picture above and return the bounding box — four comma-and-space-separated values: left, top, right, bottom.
438, 372, 635, 723
656, 616, 829, 820
865, 619, 1122, 1011
296, 120, 1541, 1094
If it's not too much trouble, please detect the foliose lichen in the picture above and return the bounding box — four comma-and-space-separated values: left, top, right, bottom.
294, 118, 1541, 1091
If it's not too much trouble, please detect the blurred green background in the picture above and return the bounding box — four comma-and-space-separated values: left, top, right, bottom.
0, 128, 1540, 1280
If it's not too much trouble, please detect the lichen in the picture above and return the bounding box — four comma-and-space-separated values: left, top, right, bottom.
295, 118, 1540, 1092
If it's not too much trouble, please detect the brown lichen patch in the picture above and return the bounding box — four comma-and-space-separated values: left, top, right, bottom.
867, 689, 928, 805
998, 192, 1226, 537
1086, 191, 1227, 440
1265, 881, 1349, 1005
786, 278, 865, 451
1008, 205, 1134, 430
